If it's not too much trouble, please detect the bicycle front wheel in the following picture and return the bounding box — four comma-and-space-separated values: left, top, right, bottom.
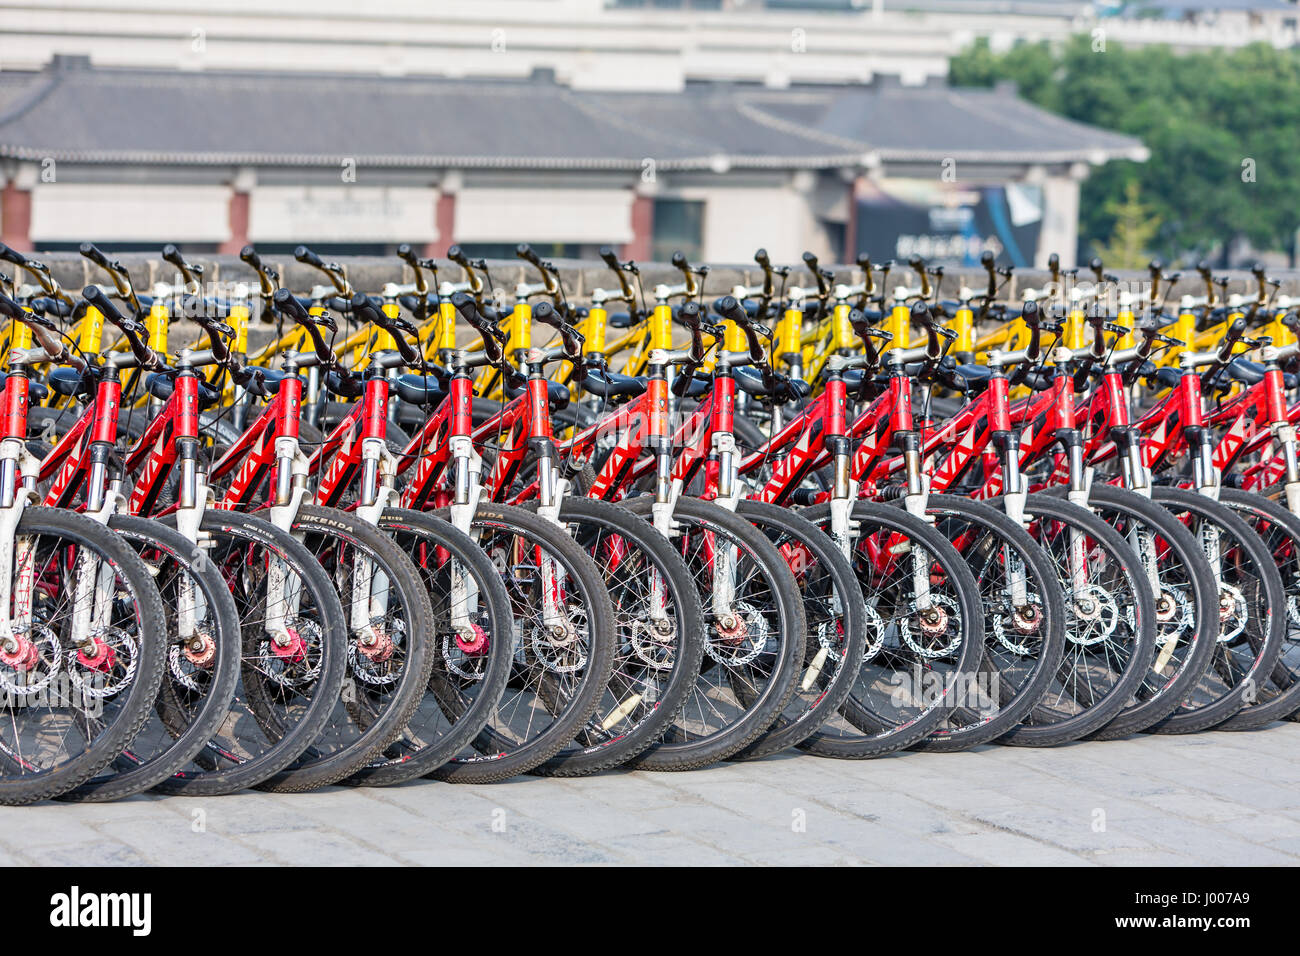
0, 507, 167, 805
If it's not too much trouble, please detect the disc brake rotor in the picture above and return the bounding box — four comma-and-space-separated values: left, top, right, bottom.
0, 626, 61, 697
257, 617, 323, 688
528, 608, 589, 674
349, 616, 407, 687
1217, 583, 1248, 643
991, 592, 1044, 656
66, 626, 139, 699
1066, 583, 1120, 646
706, 600, 769, 666
627, 618, 677, 671
902, 594, 962, 659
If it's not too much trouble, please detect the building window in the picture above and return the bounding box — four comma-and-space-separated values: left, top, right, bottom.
652, 199, 704, 262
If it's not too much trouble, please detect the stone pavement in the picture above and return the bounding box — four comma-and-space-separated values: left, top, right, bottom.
5, 723, 1300, 866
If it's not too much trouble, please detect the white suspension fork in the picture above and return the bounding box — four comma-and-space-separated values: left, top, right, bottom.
1274, 423, 1300, 518
535, 454, 571, 630
446, 436, 485, 635
265, 436, 310, 644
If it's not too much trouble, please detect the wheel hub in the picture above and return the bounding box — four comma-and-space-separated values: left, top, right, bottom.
454, 623, 489, 656
0, 634, 38, 672
76, 638, 118, 673
269, 628, 307, 663
181, 632, 217, 668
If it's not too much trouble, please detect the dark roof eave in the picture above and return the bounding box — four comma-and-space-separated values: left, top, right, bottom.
876, 146, 1149, 164
0, 144, 1148, 170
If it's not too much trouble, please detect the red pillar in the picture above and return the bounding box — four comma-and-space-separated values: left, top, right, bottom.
622, 193, 653, 261
218, 190, 250, 254
1, 183, 33, 253
425, 192, 456, 258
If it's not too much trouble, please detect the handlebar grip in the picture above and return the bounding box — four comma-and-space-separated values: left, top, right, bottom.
271, 287, 311, 324
910, 299, 933, 328
532, 300, 559, 326
82, 285, 127, 326
294, 245, 325, 270
1218, 317, 1248, 361
449, 290, 479, 325
516, 243, 545, 269
678, 301, 702, 328
239, 245, 264, 272
447, 245, 472, 269
0, 242, 26, 267
0, 290, 23, 320
599, 246, 620, 271
79, 242, 114, 271
981, 250, 996, 271
714, 295, 746, 326
396, 243, 418, 267
754, 248, 771, 270
349, 292, 383, 326
161, 244, 184, 269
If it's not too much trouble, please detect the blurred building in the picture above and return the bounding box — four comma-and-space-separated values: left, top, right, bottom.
0, 0, 1165, 266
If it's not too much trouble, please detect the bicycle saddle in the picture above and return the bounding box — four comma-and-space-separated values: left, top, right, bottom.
1146, 366, 1182, 391
581, 367, 647, 402
733, 366, 810, 403
323, 369, 364, 399
241, 367, 298, 398
394, 371, 450, 406
503, 377, 571, 412
144, 372, 220, 409
1221, 356, 1299, 390
47, 366, 91, 399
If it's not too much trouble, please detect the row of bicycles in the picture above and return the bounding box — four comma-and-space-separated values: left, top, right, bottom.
0, 237, 1297, 805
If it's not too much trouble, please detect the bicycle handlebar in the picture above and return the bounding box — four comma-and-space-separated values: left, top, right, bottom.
450, 291, 505, 366
271, 288, 335, 365
294, 245, 351, 295
598, 245, 637, 302
83, 285, 161, 370
351, 293, 423, 367
670, 251, 700, 298
1218, 317, 1248, 362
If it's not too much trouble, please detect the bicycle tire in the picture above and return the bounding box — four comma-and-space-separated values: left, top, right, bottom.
0, 507, 166, 805
1212, 487, 1300, 730
1042, 483, 1219, 739
1147, 486, 1286, 733
57, 515, 241, 802
619, 495, 806, 770
729, 498, 867, 760
522, 497, 707, 776
429, 502, 617, 783
345, 508, 514, 785
152, 509, 348, 796
258, 504, 436, 792
997, 493, 1156, 746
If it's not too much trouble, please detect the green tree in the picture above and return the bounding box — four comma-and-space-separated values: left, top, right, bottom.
949, 38, 1300, 263
1092, 180, 1161, 269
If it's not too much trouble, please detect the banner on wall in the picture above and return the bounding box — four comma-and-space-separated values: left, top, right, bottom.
854, 178, 1043, 268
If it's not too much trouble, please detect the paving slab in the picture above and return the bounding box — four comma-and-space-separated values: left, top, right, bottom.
8, 723, 1299, 866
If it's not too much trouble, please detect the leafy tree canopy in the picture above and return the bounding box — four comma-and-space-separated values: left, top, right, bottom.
950, 37, 1300, 263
